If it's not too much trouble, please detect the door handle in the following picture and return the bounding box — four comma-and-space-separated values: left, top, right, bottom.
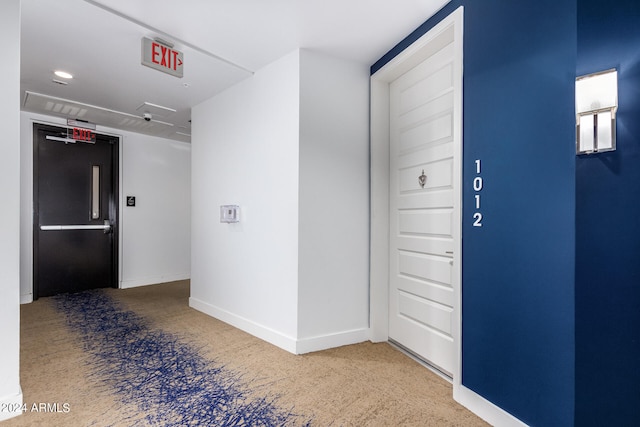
446, 251, 454, 266
41, 219, 112, 234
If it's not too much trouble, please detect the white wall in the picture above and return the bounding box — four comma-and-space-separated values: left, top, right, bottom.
297, 50, 370, 348
20, 112, 191, 301
0, 0, 23, 420
190, 50, 301, 350
120, 134, 191, 288
190, 48, 370, 354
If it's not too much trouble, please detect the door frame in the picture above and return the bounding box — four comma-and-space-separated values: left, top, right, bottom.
369, 6, 463, 388
32, 122, 120, 299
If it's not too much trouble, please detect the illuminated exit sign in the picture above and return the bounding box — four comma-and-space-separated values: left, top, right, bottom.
141, 37, 183, 78
67, 127, 96, 143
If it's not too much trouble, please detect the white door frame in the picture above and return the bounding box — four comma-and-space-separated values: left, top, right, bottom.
369, 7, 529, 426
369, 3, 463, 394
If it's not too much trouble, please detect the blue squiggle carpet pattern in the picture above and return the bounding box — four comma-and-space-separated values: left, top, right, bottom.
55, 291, 310, 426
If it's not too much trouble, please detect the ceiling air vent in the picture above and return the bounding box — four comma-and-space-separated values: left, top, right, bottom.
22, 92, 189, 143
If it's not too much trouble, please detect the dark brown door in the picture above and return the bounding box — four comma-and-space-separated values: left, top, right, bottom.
34, 123, 118, 298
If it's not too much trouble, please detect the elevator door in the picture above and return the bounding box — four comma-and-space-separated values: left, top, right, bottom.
34, 123, 118, 298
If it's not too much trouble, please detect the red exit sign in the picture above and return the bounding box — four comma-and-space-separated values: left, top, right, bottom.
68, 127, 96, 143
141, 37, 184, 78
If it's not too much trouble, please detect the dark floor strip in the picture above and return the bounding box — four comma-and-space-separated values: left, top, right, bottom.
55, 290, 310, 426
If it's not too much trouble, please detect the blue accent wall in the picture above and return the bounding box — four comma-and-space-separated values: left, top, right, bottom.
373, 1, 576, 425
576, 1, 640, 425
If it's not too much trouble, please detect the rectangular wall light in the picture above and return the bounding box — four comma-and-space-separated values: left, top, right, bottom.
576, 69, 618, 154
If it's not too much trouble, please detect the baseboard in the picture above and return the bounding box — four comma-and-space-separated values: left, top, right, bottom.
189, 297, 368, 356
295, 328, 369, 354
20, 294, 33, 304
120, 273, 190, 289
189, 297, 298, 354
0, 388, 23, 422
454, 383, 528, 427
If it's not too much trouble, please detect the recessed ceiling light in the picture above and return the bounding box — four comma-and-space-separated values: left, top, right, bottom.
54, 70, 73, 79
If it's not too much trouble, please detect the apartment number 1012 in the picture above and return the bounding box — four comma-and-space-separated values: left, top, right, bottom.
473, 159, 483, 227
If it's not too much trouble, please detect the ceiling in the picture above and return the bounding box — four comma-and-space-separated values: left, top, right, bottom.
20, 0, 449, 143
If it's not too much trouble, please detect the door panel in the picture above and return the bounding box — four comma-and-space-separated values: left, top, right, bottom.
389, 38, 458, 376
399, 160, 453, 193
398, 209, 452, 236
34, 124, 118, 298
398, 252, 452, 286
397, 291, 453, 335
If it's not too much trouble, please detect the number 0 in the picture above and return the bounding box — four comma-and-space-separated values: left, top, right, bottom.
473, 177, 483, 191
473, 212, 483, 227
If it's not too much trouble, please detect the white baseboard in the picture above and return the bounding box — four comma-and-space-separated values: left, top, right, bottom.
454, 383, 528, 427
189, 297, 298, 353
189, 297, 368, 355
20, 294, 33, 304
120, 273, 190, 289
295, 328, 369, 354
0, 388, 23, 422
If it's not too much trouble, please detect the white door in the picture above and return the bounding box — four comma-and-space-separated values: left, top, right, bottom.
388, 38, 460, 376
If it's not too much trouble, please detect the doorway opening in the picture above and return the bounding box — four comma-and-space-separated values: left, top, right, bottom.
369, 6, 463, 386
33, 123, 119, 299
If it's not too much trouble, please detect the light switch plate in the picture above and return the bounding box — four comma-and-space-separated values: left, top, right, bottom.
220, 205, 240, 223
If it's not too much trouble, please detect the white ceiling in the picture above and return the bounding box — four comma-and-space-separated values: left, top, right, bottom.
20, 0, 449, 142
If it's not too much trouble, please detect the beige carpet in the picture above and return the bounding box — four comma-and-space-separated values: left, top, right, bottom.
4, 281, 488, 426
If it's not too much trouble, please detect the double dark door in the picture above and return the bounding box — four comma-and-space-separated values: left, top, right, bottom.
34, 123, 118, 298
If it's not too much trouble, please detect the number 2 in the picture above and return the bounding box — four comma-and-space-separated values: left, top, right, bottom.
473, 212, 483, 227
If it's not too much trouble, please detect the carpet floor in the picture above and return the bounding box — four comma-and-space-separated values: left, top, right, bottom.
3, 281, 488, 426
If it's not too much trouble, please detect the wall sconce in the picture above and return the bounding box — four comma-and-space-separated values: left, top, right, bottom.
576, 69, 618, 154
